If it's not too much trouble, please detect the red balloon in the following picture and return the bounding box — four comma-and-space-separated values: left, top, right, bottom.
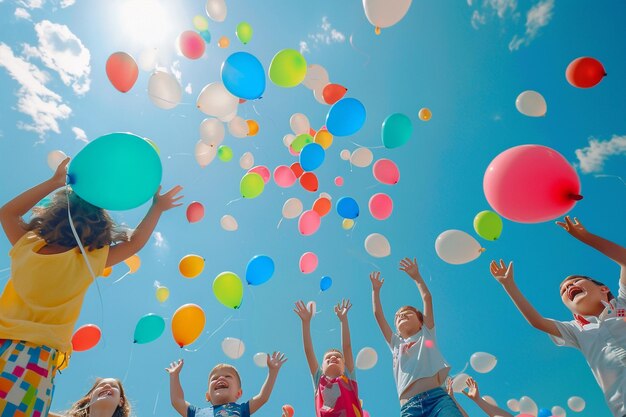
186, 201, 205, 223
483, 145, 582, 223
290, 162, 304, 178
72, 324, 101, 352
323, 84, 348, 105
566, 57, 606, 88
312, 197, 332, 217
299, 172, 318, 192
372, 158, 400, 185
105, 52, 138, 93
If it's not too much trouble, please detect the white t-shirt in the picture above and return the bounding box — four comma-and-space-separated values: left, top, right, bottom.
549, 282, 626, 417
388, 325, 450, 398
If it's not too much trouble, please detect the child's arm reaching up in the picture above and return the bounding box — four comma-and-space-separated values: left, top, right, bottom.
445, 378, 469, 417
399, 257, 434, 329
490, 260, 561, 337
462, 377, 513, 417
556, 216, 626, 286
334, 299, 355, 373
370, 272, 393, 344
294, 300, 319, 377
165, 359, 189, 417
249, 352, 287, 414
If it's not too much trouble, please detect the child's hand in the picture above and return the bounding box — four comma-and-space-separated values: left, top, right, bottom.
370, 271, 384, 292
51, 157, 70, 188
445, 377, 454, 397
334, 299, 352, 322
267, 351, 287, 372
153, 185, 184, 212
165, 359, 184, 376
294, 300, 313, 322
556, 216, 589, 241
489, 259, 514, 285
462, 376, 480, 400
399, 257, 420, 280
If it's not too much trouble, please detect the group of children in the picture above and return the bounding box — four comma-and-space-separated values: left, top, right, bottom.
0, 161, 624, 417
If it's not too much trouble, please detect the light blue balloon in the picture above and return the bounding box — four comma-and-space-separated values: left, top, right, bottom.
382, 113, 413, 149
336, 197, 359, 219
221, 52, 266, 100
299, 143, 325, 171
246, 255, 275, 286
320, 276, 332, 291
325, 98, 366, 137
68, 132, 162, 211
200, 30, 211, 43
134, 314, 165, 344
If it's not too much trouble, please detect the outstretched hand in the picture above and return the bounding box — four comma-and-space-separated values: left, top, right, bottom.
334, 299, 352, 322
293, 300, 313, 322
369, 271, 384, 291
267, 351, 287, 371
462, 376, 480, 400
445, 377, 455, 397
399, 257, 420, 280
489, 259, 514, 285
153, 185, 184, 212
165, 359, 184, 376
556, 216, 589, 241
51, 157, 70, 188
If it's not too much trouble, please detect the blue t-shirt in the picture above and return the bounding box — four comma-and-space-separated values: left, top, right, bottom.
187, 402, 250, 417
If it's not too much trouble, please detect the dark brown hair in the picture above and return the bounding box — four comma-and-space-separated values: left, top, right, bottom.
65, 378, 131, 417
561, 275, 615, 302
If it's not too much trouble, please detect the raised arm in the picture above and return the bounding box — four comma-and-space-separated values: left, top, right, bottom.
446, 378, 469, 417
370, 272, 393, 344
557, 216, 626, 285
334, 299, 355, 373
106, 185, 183, 267
165, 359, 189, 417
490, 260, 561, 337
249, 352, 287, 414
0, 158, 68, 245
399, 258, 433, 329
294, 300, 319, 377
463, 377, 513, 417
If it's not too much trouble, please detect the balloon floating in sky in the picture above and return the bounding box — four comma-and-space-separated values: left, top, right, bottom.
246, 255, 275, 286
148, 71, 182, 109
567, 396, 585, 412
483, 145, 582, 223
179, 254, 205, 278
362, 0, 413, 29
200, 118, 225, 145
469, 351, 497, 373
106, 52, 138, 93
537, 409, 552, 417
221, 52, 265, 100
290, 113, 310, 135
369, 193, 393, 220
123, 254, 141, 274
351, 147, 373, 168
473, 210, 503, 241
551, 405, 566, 416
507, 399, 520, 412
240, 172, 265, 198
274, 165, 297, 188
71, 324, 101, 352
300, 143, 326, 171
299, 252, 318, 274
218, 145, 233, 162
47, 150, 67, 171
269, 49, 307, 87
451, 373, 470, 393
435, 230, 483, 264
282, 405, 295, 417
336, 197, 359, 219
566, 57, 605, 88
253, 352, 268, 368
518, 396, 538, 417
213, 271, 244, 309
186, 201, 205, 223
178, 31, 205, 60
236, 21, 253, 44
134, 314, 165, 344
195, 140, 217, 167
220, 214, 238, 231
313, 197, 332, 217
196, 82, 238, 119
299, 172, 319, 192
323, 83, 348, 105
282, 197, 303, 219
240, 152, 254, 169
298, 210, 321, 235
155, 284, 170, 303
291, 134, 314, 153
355, 347, 378, 370
222, 337, 245, 359
326, 98, 366, 137
247, 119, 259, 136
365, 233, 391, 258
248, 165, 270, 183
228, 116, 249, 138
515, 90, 547, 117
205, 0, 227, 22
382, 113, 412, 148
218, 36, 230, 48
193, 15, 209, 31
320, 276, 332, 291
342, 218, 354, 230
171, 303, 205, 347
314, 129, 333, 149
418, 107, 432, 121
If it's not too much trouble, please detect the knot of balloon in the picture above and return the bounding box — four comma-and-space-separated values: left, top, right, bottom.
568, 193, 584, 201
478, 247, 486, 253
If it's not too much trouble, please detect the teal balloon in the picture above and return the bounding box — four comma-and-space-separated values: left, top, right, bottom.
221, 52, 265, 100
200, 30, 211, 43
68, 132, 162, 210
299, 143, 325, 171
134, 314, 165, 344
382, 113, 413, 149
325, 98, 366, 137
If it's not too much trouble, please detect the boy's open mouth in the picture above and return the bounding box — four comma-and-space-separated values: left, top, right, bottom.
215, 381, 229, 390
568, 286, 584, 301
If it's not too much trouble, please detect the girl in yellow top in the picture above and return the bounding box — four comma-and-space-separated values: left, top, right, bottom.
0, 158, 183, 416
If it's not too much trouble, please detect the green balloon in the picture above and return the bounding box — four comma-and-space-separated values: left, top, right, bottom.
382, 113, 413, 149
134, 314, 165, 344
291, 134, 313, 152
268, 49, 307, 88
213, 271, 243, 309
218, 145, 233, 162
474, 210, 503, 241
240, 172, 264, 198
236, 21, 253, 44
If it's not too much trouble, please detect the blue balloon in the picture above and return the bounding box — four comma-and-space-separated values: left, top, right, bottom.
246, 255, 275, 286
325, 98, 366, 136
537, 409, 551, 417
299, 143, 325, 171
336, 197, 359, 219
200, 30, 211, 43
221, 52, 265, 100
320, 276, 332, 291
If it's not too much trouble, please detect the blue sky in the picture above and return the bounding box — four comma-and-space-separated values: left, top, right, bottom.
1, 0, 626, 416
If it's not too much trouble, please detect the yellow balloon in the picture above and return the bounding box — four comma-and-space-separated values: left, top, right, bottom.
213, 271, 243, 309
156, 286, 170, 303
418, 108, 432, 121
171, 303, 205, 347
193, 15, 209, 32
179, 254, 205, 278
314, 130, 333, 149
342, 218, 354, 230
56, 351, 69, 371
246, 119, 259, 136
123, 254, 141, 273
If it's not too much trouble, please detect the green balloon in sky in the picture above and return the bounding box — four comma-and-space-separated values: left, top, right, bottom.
268, 49, 307, 88
218, 145, 233, 162
236, 21, 253, 44
213, 271, 243, 309
291, 134, 313, 153
240, 172, 264, 198
474, 210, 503, 241
381, 113, 413, 149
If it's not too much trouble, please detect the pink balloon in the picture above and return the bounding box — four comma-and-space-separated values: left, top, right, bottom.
363, 412, 370, 417
368, 193, 393, 220
298, 210, 321, 236
299, 252, 318, 274
179, 31, 205, 60
372, 159, 400, 185
248, 166, 271, 184
186, 201, 205, 223
334, 176, 344, 186
483, 145, 582, 223
105, 52, 138, 93
274, 165, 297, 187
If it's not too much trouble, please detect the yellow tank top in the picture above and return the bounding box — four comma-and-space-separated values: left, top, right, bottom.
0, 232, 109, 352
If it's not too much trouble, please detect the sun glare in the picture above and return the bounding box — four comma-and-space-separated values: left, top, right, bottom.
117, 0, 182, 49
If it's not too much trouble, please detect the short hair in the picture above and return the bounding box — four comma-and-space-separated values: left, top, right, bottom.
561, 275, 615, 302
395, 306, 424, 324
209, 364, 241, 388
323, 348, 343, 359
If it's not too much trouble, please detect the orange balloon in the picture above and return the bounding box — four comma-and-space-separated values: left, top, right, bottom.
179, 254, 205, 278
171, 303, 205, 347
247, 120, 259, 136
105, 52, 138, 93
300, 172, 318, 192
218, 36, 230, 48
290, 162, 304, 178
309, 127, 317, 136
71, 324, 101, 352
123, 254, 141, 273
418, 108, 432, 121
314, 130, 333, 149
313, 197, 332, 217
323, 84, 348, 105
101, 266, 112, 277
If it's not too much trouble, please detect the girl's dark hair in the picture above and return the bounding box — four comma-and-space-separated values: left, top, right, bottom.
562, 275, 615, 302
26, 189, 128, 250
65, 378, 131, 417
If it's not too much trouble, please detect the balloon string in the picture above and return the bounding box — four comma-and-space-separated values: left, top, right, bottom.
226, 197, 242, 206
0, 267, 9, 273
122, 343, 135, 383
153, 391, 160, 415
348, 140, 384, 149
146, 91, 195, 106
112, 270, 130, 284
276, 217, 283, 229
594, 174, 626, 187
184, 315, 233, 353
349, 34, 371, 67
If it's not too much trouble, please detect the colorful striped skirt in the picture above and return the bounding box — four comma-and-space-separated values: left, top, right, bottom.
0, 339, 58, 417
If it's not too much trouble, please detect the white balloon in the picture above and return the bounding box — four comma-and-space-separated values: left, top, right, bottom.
220, 215, 238, 231
340, 149, 351, 160
567, 396, 585, 412
469, 351, 497, 373
148, 71, 182, 109
451, 373, 469, 393
205, 0, 226, 22
283, 134, 295, 147
219, 110, 238, 123
435, 230, 483, 265
290, 113, 310, 136
282, 198, 303, 219
197, 82, 238, 118
306, 300, 317, 316
482, 396, 497, 407
516, 90, 547, 117
551, 405, 566, 416
350, 147, 374, 168
194, 140, 217, 167
362, 0, 412, 28
239, 152, 254, 170
138, 48, 158, 72
365, 233, 391, 258
507, 399, 520, 412
355, 347, 378, 370
200, 118, 225, 145
519, 396, 538, 416
319, 192, 332, 200
47, 150, 67, 171
303, 64, 330, 90
221, 337, 245, 359
313, 84, 328, 105
253, 352, 267, 368
228, 116, 249, 138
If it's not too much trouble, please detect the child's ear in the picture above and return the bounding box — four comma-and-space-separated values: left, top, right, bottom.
205, 391, 211, 402
236, 389, 243, 400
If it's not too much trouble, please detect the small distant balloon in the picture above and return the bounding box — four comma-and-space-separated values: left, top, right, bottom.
473, 210, 503, 241
551, 405, 566, 416
299, 172, 319, 192
240, 172, 265, 198
350, 147, 373, 168
342, 218, 354, 230
334, 176, 344, 186
228, 116, 249, 138
323, 83, 348, 105
222, 337, 245, 359
365, 233, 391, 258
253, 352, 268, 368
355, 347, 378, 370
236, 21, 253, 44
518, 396, 538, 416
186, 201, 205, 223
178, 31, 205, 60
469, 351, 497, 373
299, 252, 318, 274
200, 118, 225, 145
220, 214, 238, 231
290, 113, 311, 136
372, 159, 400, 185
218, 36, 230, 48
246, 120, 259, 136
382, 113, 412, 148
246, 255, 275, 286
507, 399, 520, 412
193, 15, 209, 31
290, 162, 304, 178
418, 107, 432, 121
340, 149, 351, 161
282, 405, 295, 417
515, 90, 547, 117
179, 254, 205, 278
435, 230, 483, 265
239, 152, 254, 169
314, 129, 333, 149
298, 210, 321, 235
320, 276, 332, 291
155, 285, 170, 303
205, 0, 227, 22
274, 165, 297, 187
106, 52, 139, 93
567, 396, 585, 412
124, 254, 141, 274
368, 193, 393, 220
218, 145, 233, 162
313, 197, 332, 217
336, 197, 359, 219
282, 198, 303, 220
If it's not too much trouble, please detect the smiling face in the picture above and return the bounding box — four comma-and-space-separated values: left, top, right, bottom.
395, 306, 423, 338
206, 365, 242, 406
560, 276, 611, 316
88, 378, 123, 411
321, 350, 345, 378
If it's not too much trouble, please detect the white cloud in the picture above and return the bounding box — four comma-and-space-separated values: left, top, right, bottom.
300, 16, 345, 53
575, 135, 626, 173
23, 20, 91, 95
0, 42, 72, 137
299, 41, 310, 55
487, 0, 517, 18
71, 126, 87, 142
18, 0, 44, 9
184, 83, 192, 94
60, 0, 75, 7
170, 61, 181, 84
508, 0, 554, 51
153, 231, 167, 248
471, 10, 486, 29
15, 7, 31, 20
